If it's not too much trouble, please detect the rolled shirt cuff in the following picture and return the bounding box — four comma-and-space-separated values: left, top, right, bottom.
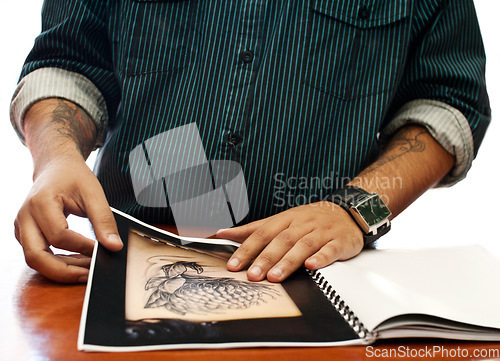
380, 99, 474, 187
10, 67, 108, 147
11, 71, 474, 186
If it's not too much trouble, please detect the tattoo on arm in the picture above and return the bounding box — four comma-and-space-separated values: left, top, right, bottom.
363, 129, 427, 174
50, 99, 97, 157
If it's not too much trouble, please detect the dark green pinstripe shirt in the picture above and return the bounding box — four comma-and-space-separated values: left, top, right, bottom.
14, 0, 490, 225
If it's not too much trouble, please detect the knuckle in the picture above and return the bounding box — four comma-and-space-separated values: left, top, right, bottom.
323, 241, 342, 259
97, 213, 115, 227
279, 256, 299, 269
257, 254, 275, 267
47, 230, 68, 249
313, 252, 331, 266
274, 232, 295, 248
251, 227, 269, 242
23, 249, 41, 271
28, 192, 50, 210
234, 244, 252, 258
299, 236, 316, 250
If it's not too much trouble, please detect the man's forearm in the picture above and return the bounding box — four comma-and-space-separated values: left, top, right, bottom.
349, 125, 455, 218
14, 98, 121, 283
23, 98, 97, 177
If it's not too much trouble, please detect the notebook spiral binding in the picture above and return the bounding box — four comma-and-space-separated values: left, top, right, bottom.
308, 269, 371, 340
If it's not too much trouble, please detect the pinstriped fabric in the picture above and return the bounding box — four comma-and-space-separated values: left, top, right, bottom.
13, 0, 490, 225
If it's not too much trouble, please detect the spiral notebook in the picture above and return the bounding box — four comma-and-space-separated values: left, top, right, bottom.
78, 209, 500, 351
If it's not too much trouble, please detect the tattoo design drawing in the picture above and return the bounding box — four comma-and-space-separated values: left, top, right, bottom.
144, 261, 280, 315
125, 230, 301, 322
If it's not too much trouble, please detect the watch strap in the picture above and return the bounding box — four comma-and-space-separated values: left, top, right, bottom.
329, 185, 370, 211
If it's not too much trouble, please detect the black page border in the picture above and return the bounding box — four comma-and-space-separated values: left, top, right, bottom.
81, 211, 360, 348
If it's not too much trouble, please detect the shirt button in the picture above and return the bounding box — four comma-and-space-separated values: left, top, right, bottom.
358, 5, 370, 20
240, 50, 254, 64
226, 132, 243, 147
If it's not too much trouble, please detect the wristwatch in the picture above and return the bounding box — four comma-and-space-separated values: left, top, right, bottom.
325, 186, 391, 246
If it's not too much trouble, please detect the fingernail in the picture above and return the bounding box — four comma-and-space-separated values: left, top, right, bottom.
249, 266, 262, 278
270, 267, 283, 279
107, 233, 122, 246
228, 258, 240, 268
308, 258, 319, 268
78, 275, 88, 283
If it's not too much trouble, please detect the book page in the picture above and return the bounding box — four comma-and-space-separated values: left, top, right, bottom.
125, 229, 302, 322
317, 246, 500, 332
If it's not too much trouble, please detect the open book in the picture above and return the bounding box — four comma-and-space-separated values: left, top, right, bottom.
78, 209, 500, 351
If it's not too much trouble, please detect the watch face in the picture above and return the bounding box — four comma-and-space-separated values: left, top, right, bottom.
352, 195, 391, 229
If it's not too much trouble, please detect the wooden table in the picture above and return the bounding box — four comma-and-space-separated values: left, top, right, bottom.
1, 248, 499, 361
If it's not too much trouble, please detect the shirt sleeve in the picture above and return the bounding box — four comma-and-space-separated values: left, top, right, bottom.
10, 67, 108, 146
383, 0, 490, 187
10, 0, 121, 145
380, 99, 474, 187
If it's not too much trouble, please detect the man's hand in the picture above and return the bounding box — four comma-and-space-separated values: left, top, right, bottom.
15, 98, 122, 283
217, 202, 364, 283
219, 124, 455, 283
14, 156, 123, 283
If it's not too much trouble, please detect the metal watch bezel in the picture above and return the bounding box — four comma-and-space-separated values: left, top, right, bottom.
348, 194, 391, 235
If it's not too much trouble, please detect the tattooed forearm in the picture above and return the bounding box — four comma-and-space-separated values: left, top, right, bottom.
362, 129, 427, 174
50, 99, 97, 157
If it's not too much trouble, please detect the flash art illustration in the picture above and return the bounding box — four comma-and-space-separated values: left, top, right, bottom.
145, 261, 280, 315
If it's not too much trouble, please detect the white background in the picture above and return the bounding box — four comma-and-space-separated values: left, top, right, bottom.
0, 1, 498, 263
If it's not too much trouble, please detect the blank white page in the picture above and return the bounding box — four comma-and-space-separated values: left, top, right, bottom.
316, 245, 500, 332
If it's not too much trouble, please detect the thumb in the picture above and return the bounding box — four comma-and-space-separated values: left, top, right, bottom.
84, 191, 123, 251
